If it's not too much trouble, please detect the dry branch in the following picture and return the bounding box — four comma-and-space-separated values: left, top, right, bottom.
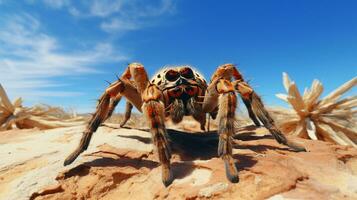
0, 84, 84, 131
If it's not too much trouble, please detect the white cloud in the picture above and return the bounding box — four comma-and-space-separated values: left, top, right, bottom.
101, 18, 139, 33
132, 0, 176, 17
98, 0, 175, 33
89, 0, 124, 17
23, 0, 176, 33
88, 0, 175, 18
42, 0, 70, 9
0, 13, 128, 102
68, 6, 81, 16
0, 1, 177, 111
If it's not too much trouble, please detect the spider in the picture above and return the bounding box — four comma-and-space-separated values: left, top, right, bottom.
64, 63, 306, 186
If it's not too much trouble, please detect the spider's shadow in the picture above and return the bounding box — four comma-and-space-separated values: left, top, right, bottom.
116, 128, 292, 172
66, 126, 293, 183
164, 128, 291, 160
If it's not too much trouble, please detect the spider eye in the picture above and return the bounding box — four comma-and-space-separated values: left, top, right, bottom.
180, 67, 194, 79
165, 70, 179, 82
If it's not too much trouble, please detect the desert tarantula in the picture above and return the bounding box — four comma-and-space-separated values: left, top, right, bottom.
64, 63, 306, 186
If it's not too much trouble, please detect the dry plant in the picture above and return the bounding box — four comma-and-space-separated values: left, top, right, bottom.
0, 84, 85, 131
270, 73, 357, 147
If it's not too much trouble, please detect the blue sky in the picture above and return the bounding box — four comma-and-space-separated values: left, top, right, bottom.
0, 0, 356, 113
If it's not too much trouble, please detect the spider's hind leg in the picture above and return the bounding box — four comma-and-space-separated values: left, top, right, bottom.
120, 101, 133, 127
234, 80, 306, 152
251, 92, 305, 151
241, 97, 261, 127
64, 77, 142, 166
106, 94, 122, 120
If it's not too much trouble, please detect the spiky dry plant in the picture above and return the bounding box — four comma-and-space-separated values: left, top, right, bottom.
270, 73, 357, 147
0, 84, 85, 131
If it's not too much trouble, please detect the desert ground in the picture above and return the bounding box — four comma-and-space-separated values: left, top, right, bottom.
1, 116, 357, 200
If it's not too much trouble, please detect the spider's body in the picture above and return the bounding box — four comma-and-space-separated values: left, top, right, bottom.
150, 66, 209, 129
64, 63, 306, 187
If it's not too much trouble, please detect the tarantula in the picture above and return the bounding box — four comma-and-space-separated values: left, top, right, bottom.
64, 63, 306, 186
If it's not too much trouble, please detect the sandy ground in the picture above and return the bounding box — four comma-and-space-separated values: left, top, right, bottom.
1, 122, 357, 200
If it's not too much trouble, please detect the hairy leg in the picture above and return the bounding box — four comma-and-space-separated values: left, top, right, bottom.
64, 92, 112, 165
124, 63, 173, 186
120, 101, 133, 127
216, 80, 239, 182
210, 63, 305, 152
106, 83, 136, 127
242, 97, 261, 126
142, 84, 173, 186
203, 77, 239, 183
122, 63, 174, 186
106, 94, 122, 120
64, 63, 145, 166
233, 73, 306, 152
246, 91, 305, 151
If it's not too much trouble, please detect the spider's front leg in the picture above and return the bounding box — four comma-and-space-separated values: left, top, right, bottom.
203, 78, 239, 183
142, 85, 173, 186
119, 63, 173, 186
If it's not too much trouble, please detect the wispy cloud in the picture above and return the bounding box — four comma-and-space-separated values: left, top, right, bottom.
101, 18, 140, 33
30, 0, 176, 33
0, 1, 176, 111
96, 0, 175, 33
0, 13, 127, 101
42, 0, 70, 9
89, 0, 175, 18
89, 0, 124, 17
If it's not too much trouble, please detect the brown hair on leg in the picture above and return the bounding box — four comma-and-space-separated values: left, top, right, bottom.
250, 92, 306, 152
64, 92, 111, 166
217, 91, 239, 183
216, 79, 239, 183
242, 97, 261, 126
106, 94, 122, 120
142, 85, 173, 187
64, 65, 144, 166
120, 101, 133, 127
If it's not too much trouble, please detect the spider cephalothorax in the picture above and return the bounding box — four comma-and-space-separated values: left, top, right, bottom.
64, 62, 306, 186
150, 66, 209, 128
